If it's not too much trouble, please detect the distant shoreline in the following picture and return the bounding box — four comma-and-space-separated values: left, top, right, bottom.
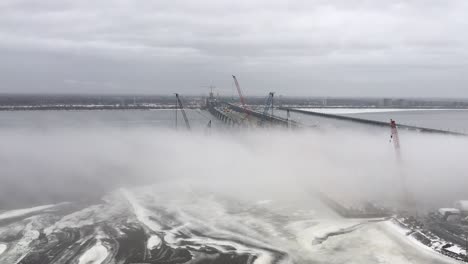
0, 105, 200, 111
1, 105, 468, 111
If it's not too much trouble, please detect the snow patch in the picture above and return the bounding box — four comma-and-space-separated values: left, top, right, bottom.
120, 189, 162, 231
78, 240, 108, 264
0, 244, 7, 256
444, 244, 465, 255
6, 219, 42, 263
147, 235, 162, 250
385, 219, 412, 236
164, 233, 275, 264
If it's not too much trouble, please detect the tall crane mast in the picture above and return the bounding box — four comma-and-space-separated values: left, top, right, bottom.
390, 119, 415, 212
263, 92, 274, 116
175, 93, 191, 130
259, 92, 274, 126
390, 119, 400, 158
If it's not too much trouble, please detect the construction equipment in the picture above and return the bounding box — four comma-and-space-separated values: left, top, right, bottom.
259, 92, 274, 126
232, 75, 247, 108
390, 119, 416, 213
175, 93, 191, 130
232, 75, 251, 124
204, 120, 212, 135
263, 92, 274, 116
390, 119, 400, 156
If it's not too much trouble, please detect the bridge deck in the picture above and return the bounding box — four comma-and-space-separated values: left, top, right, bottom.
280, 107, 466, 135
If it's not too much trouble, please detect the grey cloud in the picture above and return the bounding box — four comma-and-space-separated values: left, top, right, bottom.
0, 0, 467, 96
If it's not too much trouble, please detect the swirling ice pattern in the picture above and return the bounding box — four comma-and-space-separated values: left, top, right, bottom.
0, 185, 459, 264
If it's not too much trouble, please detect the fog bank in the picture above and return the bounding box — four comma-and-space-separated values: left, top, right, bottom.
1, 125, 467, 210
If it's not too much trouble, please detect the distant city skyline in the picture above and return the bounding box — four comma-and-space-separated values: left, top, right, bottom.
1, 0, 468, 97
2, 94, 468, 110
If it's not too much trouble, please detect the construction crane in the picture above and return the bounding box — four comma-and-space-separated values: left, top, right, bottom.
390, 119, 415, 213
205, 120, 212, 135
259, 92, 274, 126
232, 75, 247, 108
263, 92, 274, 116
390, 119, 400, 157
175, 93, 191, 130
232, 75, 251, 124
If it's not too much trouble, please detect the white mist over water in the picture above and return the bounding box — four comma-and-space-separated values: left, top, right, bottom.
1, 110, 468, 264
0, 121, 467, 210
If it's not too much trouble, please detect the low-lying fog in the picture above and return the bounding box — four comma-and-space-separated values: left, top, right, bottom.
1, 120, 467, 211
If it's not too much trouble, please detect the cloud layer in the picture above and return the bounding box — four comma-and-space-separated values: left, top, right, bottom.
1, 0, 468, 96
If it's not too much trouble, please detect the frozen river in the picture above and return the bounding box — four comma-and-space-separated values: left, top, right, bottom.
0, 183, 460, 264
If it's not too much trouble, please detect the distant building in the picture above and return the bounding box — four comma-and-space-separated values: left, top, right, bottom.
392, 99, 405, 107
322, 98, 327, 106
380, 98, 392, 107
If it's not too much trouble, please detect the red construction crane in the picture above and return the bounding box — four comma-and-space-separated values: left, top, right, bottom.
390, 119, 413, 211
390, 119, 402, 162
232, 75, 247, 108
390, 119, 400, 151
232, 75, 251, 123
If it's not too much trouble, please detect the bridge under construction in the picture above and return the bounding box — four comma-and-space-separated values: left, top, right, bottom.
204, 76, 297, 129
197, 75, 467, 137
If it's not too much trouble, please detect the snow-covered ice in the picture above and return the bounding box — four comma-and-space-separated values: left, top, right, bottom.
147, 235, 162, 250
0, 185, 463, 264
120, 189, 163, 232
78, 240, 108, 264
122, 187, 280, 264
444, 244, 465, 255
0, 244, 7, 256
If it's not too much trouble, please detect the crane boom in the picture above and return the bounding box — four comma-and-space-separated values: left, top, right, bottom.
232, 75, 251, 123
175, 93, 191, 130
232, 75, 247, 108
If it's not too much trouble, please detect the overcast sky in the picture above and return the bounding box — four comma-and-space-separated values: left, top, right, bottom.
1, 0, 468, 97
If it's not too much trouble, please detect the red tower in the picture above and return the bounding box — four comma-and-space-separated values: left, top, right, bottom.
390, 119, 400, 151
